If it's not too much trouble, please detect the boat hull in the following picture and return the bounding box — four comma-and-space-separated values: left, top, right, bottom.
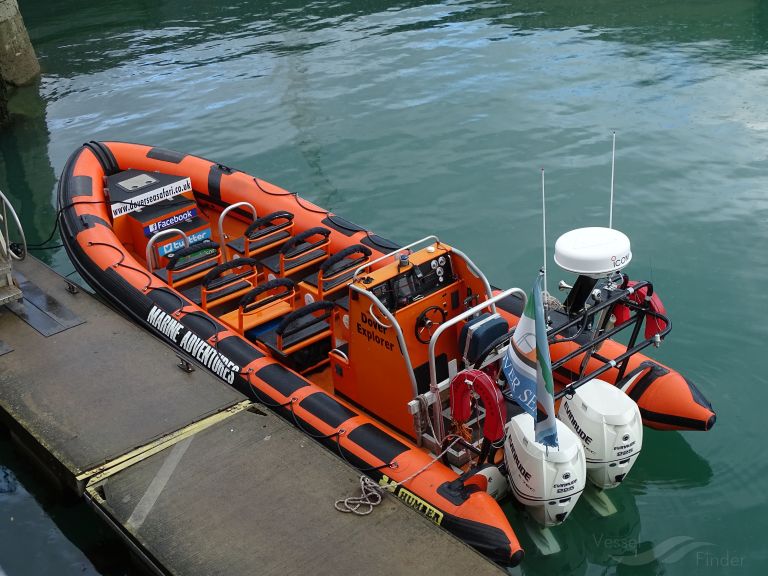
58, 141, 524, 567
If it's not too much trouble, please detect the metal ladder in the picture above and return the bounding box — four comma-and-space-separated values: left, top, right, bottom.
0, 189, 25, 305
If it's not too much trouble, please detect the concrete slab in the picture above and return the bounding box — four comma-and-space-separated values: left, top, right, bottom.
0, 257, 245, 493
88, 408, 503, 576
0, 258, 505, 575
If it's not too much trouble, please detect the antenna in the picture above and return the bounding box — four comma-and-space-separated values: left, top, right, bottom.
541, 167, 547, 303
609, 131, 616, 229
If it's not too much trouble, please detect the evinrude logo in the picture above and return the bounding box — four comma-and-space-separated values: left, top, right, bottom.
146, 306, 240, 384
145, 208, 197, 235
507, 441, 532, 482
378, 475, 444, 525
564, 402, 593, 445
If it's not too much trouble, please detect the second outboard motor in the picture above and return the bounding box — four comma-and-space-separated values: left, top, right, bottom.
558, 378, 643, 489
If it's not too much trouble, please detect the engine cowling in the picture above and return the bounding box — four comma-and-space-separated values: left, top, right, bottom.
504, 414, 586, 526
558, 378, 643, 489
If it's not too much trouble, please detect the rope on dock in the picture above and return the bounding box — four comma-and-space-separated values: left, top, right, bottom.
334, 476, 382, 515
334, 438, 461, 516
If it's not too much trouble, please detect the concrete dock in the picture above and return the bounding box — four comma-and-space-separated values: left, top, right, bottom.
0, 257, 503, 575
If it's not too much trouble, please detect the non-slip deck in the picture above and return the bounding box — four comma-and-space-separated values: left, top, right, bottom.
87, 408, 503, 576
0, 257, 244, 495
0, 257, 502, 575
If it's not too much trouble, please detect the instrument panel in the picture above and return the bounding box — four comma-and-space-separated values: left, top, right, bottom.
370, 254, 455, 312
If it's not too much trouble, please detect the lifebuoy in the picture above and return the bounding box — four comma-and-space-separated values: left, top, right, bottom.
449, 369, 506, 442
613, 280, 668, 339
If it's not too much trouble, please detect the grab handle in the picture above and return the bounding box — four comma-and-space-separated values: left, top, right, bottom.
145, 228, 188, 272
280, 227, 330, 259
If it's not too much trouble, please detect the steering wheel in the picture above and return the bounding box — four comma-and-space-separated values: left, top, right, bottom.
415, 306, 447, 343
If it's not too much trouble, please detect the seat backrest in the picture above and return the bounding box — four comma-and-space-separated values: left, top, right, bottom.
458, 312, 510, 366
275, 227, 331, 276
315, 244, 372, 299
242, 211, 295, 257
273, 300, 336, 354
200, 257, 259, 309
163, 240, 222, 288
235, 278, 296, 334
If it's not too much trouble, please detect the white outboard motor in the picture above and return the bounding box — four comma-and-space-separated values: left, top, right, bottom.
504, 415, 586, 526
558, 378, 643, 489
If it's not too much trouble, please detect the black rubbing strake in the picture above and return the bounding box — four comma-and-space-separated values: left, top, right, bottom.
638, 409, 711, 431
321, 215, 365, 237
69, 175, 93, 197
94, 142, 119, 174
684, 376, 714, 411
438, 513, 514, 565
256, 364, 309, 397
216, 335, 265, 367
83, 141, 119, 175
180, 312, 225, 340
299, 393, 357, 428
147, 147, 188, 164
347, 423, 409, 463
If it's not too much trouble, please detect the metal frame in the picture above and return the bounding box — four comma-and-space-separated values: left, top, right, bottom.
145, 228, 189, 273
0, 188, 26, 261
449, 246, 497, 313
548, 280, 671, 398
349, 235, 511, 442
218, 201, 258, 262
427, 287, 527, 441
353, 235, 440, 279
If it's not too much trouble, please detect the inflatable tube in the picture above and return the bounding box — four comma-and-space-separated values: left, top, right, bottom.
58, 141, 523, 567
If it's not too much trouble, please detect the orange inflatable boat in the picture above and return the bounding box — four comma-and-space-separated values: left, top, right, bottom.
58, 141, 715, 567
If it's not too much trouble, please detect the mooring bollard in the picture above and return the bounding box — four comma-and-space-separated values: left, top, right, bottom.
0, 0, 40, 86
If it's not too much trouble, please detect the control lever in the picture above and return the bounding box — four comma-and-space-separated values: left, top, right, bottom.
558, 280, 573, 292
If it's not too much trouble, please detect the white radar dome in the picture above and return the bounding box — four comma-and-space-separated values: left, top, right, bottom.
554, 227, 632, 278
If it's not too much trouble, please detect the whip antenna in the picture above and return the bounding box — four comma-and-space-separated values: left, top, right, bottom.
609, 131, 616, 229
541, 167, 547, 304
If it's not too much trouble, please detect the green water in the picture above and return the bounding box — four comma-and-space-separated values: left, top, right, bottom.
1, 0, 766, 573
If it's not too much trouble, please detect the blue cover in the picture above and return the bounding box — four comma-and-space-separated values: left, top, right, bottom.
458, 313, 510, 365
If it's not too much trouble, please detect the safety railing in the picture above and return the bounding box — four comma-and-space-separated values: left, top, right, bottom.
0, 188, 26, 262
426, 286, 527, 441
548, 280, 671, 397
218, 201, 257, 262
145, 228, 189, 273
348, 282, 420, 399
353, 235, 440, 279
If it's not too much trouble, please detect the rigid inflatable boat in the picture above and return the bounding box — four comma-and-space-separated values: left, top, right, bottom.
58, 141, 715, 566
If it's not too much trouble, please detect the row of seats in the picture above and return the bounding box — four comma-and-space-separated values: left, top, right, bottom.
151, 208, 372, 372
